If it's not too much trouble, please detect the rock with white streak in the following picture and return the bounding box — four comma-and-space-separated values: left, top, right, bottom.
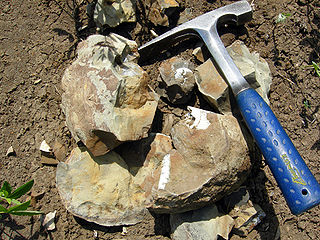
170, 205, 234, 240
157, 57, 195, 104
56, 147, 149, 226
145, 0, 180, 26
143, 107, 251, 213
94, 0, 136, 28
61, 34, 159, 156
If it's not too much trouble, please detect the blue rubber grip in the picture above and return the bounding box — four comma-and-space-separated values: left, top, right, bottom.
236, 88, 320, 215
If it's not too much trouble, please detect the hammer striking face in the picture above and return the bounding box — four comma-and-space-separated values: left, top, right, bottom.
138, 1, 320, 215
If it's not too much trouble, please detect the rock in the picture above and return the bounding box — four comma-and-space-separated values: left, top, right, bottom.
94, 0, 136, 29
40, 154, 59, 166
195, 40, 272, 112
40, 140, 52, 153
192, 46, 204, 63
223, 187, 266, 236
40, 211, 56, 231
6, 146, 15, 156
61, 34, 159, 156
195, 59, 231, 113
52, 141, 67, 162
157, 57, 195, 104
227, 40, 272, 104
177, 7, 192, 25
170, 205, 234, 240
148, 107, 251, 213
56, 147, 149, 226
145, 0, 180, 26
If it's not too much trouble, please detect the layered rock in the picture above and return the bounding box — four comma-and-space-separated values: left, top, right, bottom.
94, 0, 136, 28
61, 34, 159, 156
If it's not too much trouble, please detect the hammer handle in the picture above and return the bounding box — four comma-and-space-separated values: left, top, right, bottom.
236, 88, 320, 215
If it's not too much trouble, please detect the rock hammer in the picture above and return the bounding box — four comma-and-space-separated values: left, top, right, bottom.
138, 0, 320, 215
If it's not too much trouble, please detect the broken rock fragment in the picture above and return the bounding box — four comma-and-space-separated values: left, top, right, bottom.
56, 147, 148, 226
195, 40, 272, 113
145, 0, 180, 26
157, 57, 195, 104
94, 0, 136, 28
170, 205, 234, 240
61, 34, 159, 156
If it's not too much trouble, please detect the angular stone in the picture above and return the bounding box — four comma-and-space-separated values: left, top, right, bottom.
157, 57, 195, 104
61, 34, 159, 156
145, 0, 179, 26
6, 146, 15, 156
227, 40, 272, 104
94, 0, 136, 28
195, 59, 231, 113
170, 205, 234, 240
223, 187, 266, 236
56, 147, 149, 226
195, 40, 272, 112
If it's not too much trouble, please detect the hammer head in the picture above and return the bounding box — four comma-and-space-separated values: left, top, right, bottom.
138, 1, 252, 61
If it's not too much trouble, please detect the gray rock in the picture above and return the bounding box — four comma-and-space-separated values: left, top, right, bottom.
157, 57, 195, 104
61, 34, 159, 156
94, 0, 136, 28
56, 147, 149, 226
227, 40, 272, 104
145, 0, 179, 26
170, 205, 234, 240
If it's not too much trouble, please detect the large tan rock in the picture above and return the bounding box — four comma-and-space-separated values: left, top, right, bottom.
56, 147, 148, 226
61, 34, 159, 156
145, 0, 180, 26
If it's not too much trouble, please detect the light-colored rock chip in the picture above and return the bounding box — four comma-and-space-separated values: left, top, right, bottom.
170, 205, 234, 240
56, 147, 148, 226
6, 146, 15, 156
61, 34, 159, 156
94, 0, 136, 28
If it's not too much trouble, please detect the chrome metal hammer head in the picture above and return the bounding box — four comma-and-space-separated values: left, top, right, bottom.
138, 1, 253, 96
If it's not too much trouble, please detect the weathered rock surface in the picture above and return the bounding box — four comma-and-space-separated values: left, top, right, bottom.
61, 34, 159, 156
56, 147, 149, 226
227, 40, 272, 104
94, 0, 136, 28
148, 107, 251, 213
170, 205, 234, 240
157, 57, 195, 104
195, 40, 272, 113
195, 59, 231, 113
145, 0, 180, 26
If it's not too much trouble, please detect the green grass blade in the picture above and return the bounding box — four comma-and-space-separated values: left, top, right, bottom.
312, 61, 320, 77
0, 181, 12, 196
0, 205, 8, 213
10, 210, 43, 216
8, 180, 34, 199
7, 200, 30, 213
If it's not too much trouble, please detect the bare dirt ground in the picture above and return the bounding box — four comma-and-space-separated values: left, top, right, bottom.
1, 0, 320, 239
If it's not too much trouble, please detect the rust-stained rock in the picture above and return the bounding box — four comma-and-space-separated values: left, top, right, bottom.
157, 57, 195, 104
61, 34, 159, 156
94, 0, 136, 28
145, 0, 180, 26
56, 147, 149, 226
